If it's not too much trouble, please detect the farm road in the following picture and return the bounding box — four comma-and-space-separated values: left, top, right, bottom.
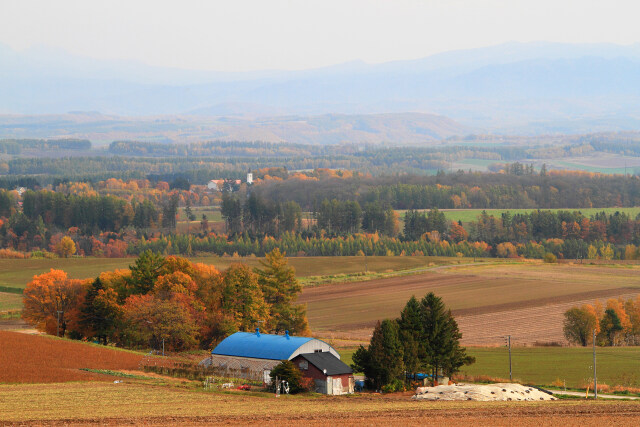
551, 391, 640, 400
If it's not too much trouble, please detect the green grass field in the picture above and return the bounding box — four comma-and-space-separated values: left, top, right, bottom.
396, 207, 640, 224
338, 346, 640, 389
0, 293, 22, 312
460, 346, 640, 389
177, 206, 222, 222
0, 255, 448, 291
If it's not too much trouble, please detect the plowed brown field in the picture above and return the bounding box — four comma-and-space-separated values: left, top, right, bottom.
300, 262, 640, 345
1, 382, 639, 425
0, 331, 143, 383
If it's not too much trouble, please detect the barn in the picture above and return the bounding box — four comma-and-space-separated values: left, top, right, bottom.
291, 352, 354, 395
203, 329, 340, 384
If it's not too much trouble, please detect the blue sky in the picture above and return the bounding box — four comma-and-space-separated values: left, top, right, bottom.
2, 0, 639, 71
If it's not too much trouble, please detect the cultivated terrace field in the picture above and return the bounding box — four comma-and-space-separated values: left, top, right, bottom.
300, 260, 640, 345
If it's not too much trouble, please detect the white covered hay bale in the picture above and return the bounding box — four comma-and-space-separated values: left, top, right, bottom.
412, 383, 556, 402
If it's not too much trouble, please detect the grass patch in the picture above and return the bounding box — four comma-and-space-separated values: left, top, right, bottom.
0, 292, 23, 312
460, 346, 640, 389
79, 369, 152, 380
0, 256, 461, 290
395, 207, 640, 224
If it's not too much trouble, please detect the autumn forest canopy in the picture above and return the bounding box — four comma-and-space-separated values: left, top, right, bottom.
21, 249, 309, 350
1, 136, 640, 261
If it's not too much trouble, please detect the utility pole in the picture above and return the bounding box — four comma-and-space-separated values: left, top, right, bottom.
593, 329, 597, 399
505, 335, 512, 381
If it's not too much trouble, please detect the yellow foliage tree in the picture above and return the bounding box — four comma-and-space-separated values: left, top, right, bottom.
55, 236, 76, 258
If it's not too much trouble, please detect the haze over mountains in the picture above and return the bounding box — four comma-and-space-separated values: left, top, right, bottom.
3, 41, 640, 141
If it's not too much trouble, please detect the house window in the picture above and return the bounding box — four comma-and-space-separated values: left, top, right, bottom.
299, 361, 308, 370
314, 349, 322, 353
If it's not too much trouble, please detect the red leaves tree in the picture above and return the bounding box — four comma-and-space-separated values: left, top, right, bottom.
22, 270, 88, 336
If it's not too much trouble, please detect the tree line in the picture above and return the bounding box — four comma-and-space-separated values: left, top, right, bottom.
563, 297, 640, 346
21, 249, 309, 350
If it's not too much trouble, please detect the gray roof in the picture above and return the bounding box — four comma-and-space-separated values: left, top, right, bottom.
297, 352, 353, 376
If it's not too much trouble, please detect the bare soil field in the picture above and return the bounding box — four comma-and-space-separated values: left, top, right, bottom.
0, 331, 143, 383
301, 262, 640, 345
1, 382, 639, 426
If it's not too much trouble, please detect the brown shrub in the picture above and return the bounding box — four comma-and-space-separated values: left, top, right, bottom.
0, 248, 30, 259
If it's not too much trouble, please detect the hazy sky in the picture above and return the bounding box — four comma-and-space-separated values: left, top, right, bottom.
2, 0, 640, 72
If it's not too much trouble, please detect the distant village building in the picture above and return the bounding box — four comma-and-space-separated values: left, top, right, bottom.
207, 179, 242, 192
207, 179, 224, 191
246, 172, 253, 185
201, 330, 353, 394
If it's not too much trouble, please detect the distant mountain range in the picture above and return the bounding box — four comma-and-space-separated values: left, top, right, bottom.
0, 112, 468, 145
2, 42, 640, 136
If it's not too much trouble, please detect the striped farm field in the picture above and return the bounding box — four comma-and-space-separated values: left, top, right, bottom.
302, 261, 640, 346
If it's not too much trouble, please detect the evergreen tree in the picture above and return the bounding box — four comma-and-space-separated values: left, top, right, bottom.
419, 292, 473, 379
128, 250, 166, 296
351, 319, 404, 389
599, 308, 624, 346
396, 296, 424, 373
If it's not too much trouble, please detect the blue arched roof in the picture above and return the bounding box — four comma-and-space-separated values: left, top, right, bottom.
212, 331, 313, 360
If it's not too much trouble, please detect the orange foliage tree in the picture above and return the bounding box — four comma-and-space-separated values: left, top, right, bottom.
22, 270, 88, 336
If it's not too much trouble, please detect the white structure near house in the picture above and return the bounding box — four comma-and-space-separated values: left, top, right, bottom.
247, 172, 253, 185
207, 179, 224, 191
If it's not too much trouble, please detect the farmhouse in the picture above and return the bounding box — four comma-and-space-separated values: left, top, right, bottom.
291, 352, 354, 395
203, 329, 352, 394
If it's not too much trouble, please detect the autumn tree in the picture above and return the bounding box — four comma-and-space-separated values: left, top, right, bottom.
121, 294, 199, 351
221, 263, 269, 332
55, 236, 76, 258
22, 270, 87, 336
563, 306, 599, 346
269, 360, 308, 394
79, 278, 122, 344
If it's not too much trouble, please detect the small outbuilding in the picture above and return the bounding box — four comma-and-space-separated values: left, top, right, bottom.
291, 352, 354, 395
202, 329, 339, 384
